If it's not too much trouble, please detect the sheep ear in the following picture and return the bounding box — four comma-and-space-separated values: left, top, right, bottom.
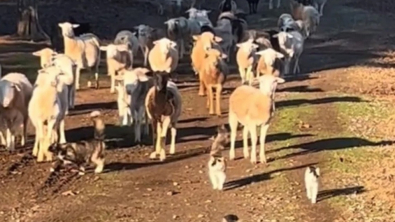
192, 35, 199, 41
153, 40, 159, 45
32, 50, 41, 56
132, 32, 137, 36
72, 24, 80, 28
275, 52, 284, 59
209, 136, 215, 141
58, 23, 64, 28
255, 50, 265, 55
204, 10, 211, 14
164, 21, 169, 24
12, 83, 21, 91
221, 54, 228, 59
315, 167, 320, 176
99, 46, 107, 51
276, 77, 285, 84
214, 36, 223, 42
273, 34, 279, 38
236, 43, 242, 48
252, 43, 259, 49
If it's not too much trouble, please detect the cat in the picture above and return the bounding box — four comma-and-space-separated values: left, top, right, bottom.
208, 125, 229, 190
304, 166, 320, 204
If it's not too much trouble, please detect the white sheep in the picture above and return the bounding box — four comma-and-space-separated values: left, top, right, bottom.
255, 47, 285, 77
99, 43, 132, 93
58, 22, 101, 90
290, 0, 320, 37
120, 67, 153, 143
29, 67, 68, 162
236, 39, 259, 85
274, 30, 304, 75
269, 0, 281, 9
148, 37, 179, 73
32, 48, 76, 111
0, 73, 33, 151
114, 30, 140, 60
228, 75, 285, 164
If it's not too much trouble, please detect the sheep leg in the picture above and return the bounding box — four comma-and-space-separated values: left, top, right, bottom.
59, 120, 66, 144
242, 126, 249, 159
276, 0, 281, 8
215, 84, 222, 116
259, 124, 270, 164
206, 87, 210, 109
159, 118, 171, 161
22, 116, 28, 146
75, 68, 81, 90
249, 125, 258, 164
228, 112, 238, 160
246, 66, 253, 86
239, 67, 246, 84
5, 128, 14, 152
44, 121, 56, 162
293, 56, 300, 74
32, 128, 39, 157
0, 132, 5, 145
319, 2, 325, 16
198, 75, 207, 96
179, 39, 185, 59
169, 124, 177, 155
133, 110, 141, 143
36, 123, 45, 162
269, 0, 273, 9
208, 86, 215, 115
110, 74, 116, 94
144, 46, 149, 67
149, 120, 160, 159
143, 112, 150, 137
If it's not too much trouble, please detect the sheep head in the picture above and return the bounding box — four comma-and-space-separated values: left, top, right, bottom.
196, 32, 222, 52
32, 48, 58, 68
134, 24, 153, 38
0, 80, 20, 108
153, 38, 177, 54
58, 22, 79, 38
100, 44, 129, 59
236, 39, 259, 53
256, 75, 285, 98
152, 71, 169, 91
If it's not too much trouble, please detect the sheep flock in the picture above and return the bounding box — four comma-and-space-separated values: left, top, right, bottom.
0, 0, 330, 219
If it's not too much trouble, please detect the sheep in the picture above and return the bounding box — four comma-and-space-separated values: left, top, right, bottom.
218, 0, 237, 14
134, 24, 167, 67
99, 43, 132, 93
119, 67, 153, 143
114, 30, 140, 62
269, 0, 281, 9
0, 73, 33, 151
274, 30, 304, 75
278, 13, 295, 31
200, 48, 228, 116
236, 39, 259, 85
29, 66, 68, 162
165, 17, 190, 59
191, 32, 223, 96
256, 47, 285, 77
148, 37, 179, 73
246, 0, 260, 14
145, 72, 182, 161
228, 75, 285, 164
290, 0, 320, 37
58, 22, 101, 90
32, 48, 76, 111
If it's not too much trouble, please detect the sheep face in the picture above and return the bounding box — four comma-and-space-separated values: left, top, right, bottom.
186, 8, 198, 18
58, 22, 79, 38
135, 25, 153, 38
32, 48, 58, 68
153, 38, 177, 54
236, 39, 259, 53
165, 18, 188, 39
100, 44, 130, 59
153, 72, 169, 91
257, 75, 285, 97
0, 80, 19, 108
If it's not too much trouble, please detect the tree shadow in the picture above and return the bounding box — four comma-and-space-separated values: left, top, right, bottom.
177, 125, 218, 143
277, 85, 324, 93
225, 162, 318, 191
318, 186, 365, 202
277, 96, 364, 108
69, 101, 117, 116
178, 117, 208, 124
105, 146, 209, 173
273, 137, 394, 161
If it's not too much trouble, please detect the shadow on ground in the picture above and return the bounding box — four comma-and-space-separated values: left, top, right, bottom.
318, 186, 366, 202
277, 96, 364, 108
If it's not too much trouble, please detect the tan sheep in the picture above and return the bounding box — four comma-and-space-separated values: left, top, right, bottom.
148, 37, 179, 73
58, 22, 101, 90
200, 48, 228, 116
191, 32, 223, 96
99, 43, 132, 93
228, 75, 285, 164
236, 39, 259, 85
255, 48, 285, 77
0, 73, 33, 151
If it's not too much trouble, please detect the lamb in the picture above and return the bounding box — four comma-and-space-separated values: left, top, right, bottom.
116, 67, 153, 143
29, 67, 68, 162
269, 0, 281, 9
99, 43, 132, 93
246, 0, 260, 14
58, 22, 101, 90
218, 0, 237, 14
208, 125, 229, 191
228, 75, 285, 164
148, 37, 179, 73
255, 47, 285, 77
200, 48, 228, 116
290, 0, 320, 37
114, 30, 140, 63
236, 39, 259, 85
0, 73, 33, 151
274, 30, 304, 75
32, 48, 76, 111
145, 72, 182, 161
191, 32, 223, 96
134, 24, 167, 67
